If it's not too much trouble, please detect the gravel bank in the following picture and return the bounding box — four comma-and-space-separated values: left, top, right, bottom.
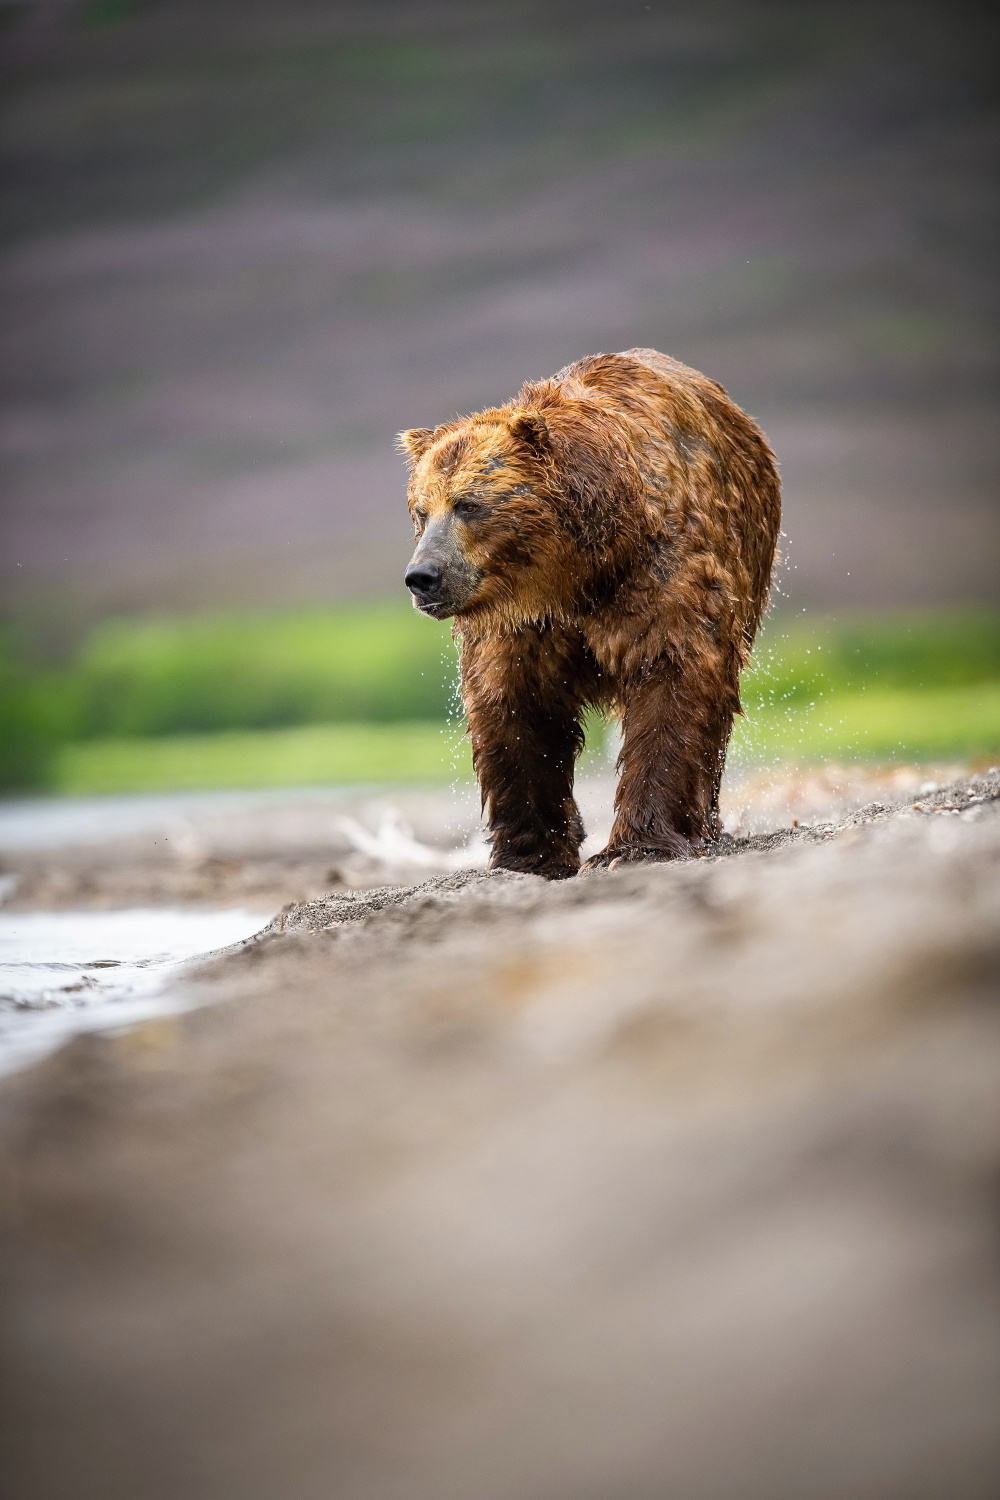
1, 771, 998, 1498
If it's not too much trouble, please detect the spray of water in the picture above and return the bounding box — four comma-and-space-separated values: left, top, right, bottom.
724, 531, 874, 832
439, 628, 482, 858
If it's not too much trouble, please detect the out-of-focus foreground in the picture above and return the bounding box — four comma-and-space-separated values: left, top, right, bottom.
2, 771, 999, 1498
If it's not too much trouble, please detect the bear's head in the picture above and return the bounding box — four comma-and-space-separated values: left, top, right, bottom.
399, 388, 643, 628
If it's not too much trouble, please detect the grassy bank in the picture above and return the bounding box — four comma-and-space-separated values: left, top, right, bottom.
49, 680, 1000, 796
731, 680, 1000, 768
55, 722, 473, 796
39, 602, 459, 736
4, 604, 1000, 794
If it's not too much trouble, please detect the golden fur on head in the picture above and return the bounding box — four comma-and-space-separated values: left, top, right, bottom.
401, 349, 781, 876
399, 388, 649, 631
396, 427, 436, 462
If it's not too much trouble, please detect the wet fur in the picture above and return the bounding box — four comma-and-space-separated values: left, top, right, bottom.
400, 349, 781, 877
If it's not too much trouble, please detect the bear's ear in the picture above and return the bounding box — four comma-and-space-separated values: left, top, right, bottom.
396, 427, 435, 463
508, 410, 549, 453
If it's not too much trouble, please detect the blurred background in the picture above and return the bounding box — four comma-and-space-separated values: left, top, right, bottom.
1, 0, 998, 794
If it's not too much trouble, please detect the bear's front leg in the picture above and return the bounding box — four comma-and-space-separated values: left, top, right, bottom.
461, 626, 588, 880
583, 651, 736, 870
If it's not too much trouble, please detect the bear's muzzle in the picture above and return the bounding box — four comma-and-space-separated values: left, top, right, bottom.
404, 517, 484, 618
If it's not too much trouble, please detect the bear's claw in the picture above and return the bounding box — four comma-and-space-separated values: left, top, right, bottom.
581, 836, 695, 872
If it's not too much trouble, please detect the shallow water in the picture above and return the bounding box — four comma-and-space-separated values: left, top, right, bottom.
0, 908, 270, 1077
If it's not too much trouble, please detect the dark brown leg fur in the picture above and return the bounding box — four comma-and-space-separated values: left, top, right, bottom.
462, 624, 593, 879
582, 648, 737, 870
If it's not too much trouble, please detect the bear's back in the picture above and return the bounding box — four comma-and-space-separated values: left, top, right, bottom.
616, 347, 706, 385
551, 347, 709, 394
545, 346, 780, 642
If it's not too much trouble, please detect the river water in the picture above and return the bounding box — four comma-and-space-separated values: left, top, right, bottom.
0, 786, 480, 1080
0, 907, 270, 1077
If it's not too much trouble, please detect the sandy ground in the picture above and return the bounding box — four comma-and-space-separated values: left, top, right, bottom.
0, 759, 976, 911
1, 765, 999, 1499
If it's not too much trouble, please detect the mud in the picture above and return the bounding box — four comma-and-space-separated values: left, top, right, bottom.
1, 769, 999, 1499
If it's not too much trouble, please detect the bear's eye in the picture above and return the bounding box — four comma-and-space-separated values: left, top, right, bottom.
412, 509, 427, 535
454, 498, 480, 518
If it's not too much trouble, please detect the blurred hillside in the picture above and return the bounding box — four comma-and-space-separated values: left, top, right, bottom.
1, 0, 998, 635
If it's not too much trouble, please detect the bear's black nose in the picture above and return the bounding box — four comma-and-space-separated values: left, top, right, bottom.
404, 561, 443, 598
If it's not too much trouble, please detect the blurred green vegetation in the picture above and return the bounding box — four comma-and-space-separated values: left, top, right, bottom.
30, 601, 458, 741
731, 681, 1000, 768
57, 722, 473, 796
1, 604, 999, 794
0, 635, 58, 792
744, 608, 1000, 706
729, 607, 1000, 769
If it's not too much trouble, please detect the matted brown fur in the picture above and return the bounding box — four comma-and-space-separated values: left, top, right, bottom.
399, 349, 781, 877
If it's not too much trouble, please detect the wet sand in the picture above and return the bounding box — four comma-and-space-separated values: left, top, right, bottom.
1, 767, 999, 1498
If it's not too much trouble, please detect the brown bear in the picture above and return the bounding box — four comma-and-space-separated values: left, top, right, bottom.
399, 348, 781, 878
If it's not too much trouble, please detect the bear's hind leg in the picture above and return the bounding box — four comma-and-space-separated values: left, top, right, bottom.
583, 651, 734, 870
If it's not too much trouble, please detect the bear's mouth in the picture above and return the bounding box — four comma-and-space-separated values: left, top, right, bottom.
412, 597, 456, 620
